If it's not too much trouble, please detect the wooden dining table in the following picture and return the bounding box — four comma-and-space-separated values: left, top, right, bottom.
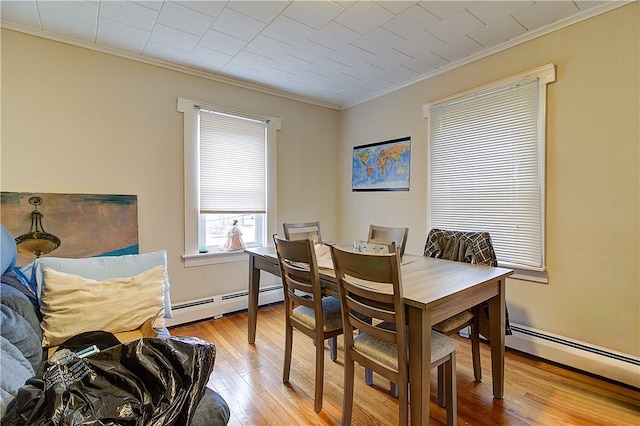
245, 246, 514, 425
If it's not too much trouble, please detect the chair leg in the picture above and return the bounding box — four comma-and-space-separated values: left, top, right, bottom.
390, 382, 399, 398
342, 355, 355, 425
314, 334, 325, 412
283, 322, 293, 383
470, 317, 482, 382
365, 368, 373, 385
445, 353, 457, 426
329, 336, 338, 362
437, 363, 445, 407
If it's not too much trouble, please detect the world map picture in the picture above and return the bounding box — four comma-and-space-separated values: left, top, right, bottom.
352, 137, 411, 191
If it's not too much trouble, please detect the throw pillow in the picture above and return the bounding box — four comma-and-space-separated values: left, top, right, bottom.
29, 250, 173, 318
40, 265, 165, 347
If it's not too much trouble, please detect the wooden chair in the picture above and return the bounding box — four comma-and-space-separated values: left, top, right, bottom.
367, 224, 409, 260
283, 221, 322, 244
273, 235, 342, 413
330, 244, 458, 426
424, 228, 510, 405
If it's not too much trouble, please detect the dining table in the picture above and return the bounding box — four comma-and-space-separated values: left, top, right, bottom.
244, 245, 514, 425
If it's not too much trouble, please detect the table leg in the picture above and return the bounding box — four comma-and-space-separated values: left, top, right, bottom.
248, 254, 261, 344
488, 278, 506, 398
408, 305, 430, 425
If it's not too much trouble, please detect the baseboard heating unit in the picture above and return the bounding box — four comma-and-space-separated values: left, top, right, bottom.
165, 285, 283, 327
506, 323, 640, 388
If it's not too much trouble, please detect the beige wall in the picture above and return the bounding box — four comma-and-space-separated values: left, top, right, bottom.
0, 29, 340, 303
339, 4, 639, 357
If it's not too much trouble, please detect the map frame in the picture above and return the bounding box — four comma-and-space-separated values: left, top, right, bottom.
352, 136, 411, 192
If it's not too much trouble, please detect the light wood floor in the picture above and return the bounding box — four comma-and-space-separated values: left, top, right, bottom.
171, 303, 640, 425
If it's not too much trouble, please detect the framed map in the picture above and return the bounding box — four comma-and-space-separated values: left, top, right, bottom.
352, 137, 411, 191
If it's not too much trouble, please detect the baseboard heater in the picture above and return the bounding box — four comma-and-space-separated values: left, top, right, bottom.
165, 285, 283, 328
506, 323, 639, 388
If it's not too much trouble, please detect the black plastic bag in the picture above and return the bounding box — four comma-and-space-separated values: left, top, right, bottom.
2, 336, 216, 425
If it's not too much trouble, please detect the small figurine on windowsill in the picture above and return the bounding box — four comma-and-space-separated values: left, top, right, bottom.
223, 219, 245, 251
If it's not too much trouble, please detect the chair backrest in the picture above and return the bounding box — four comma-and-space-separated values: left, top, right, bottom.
273, 235, 324, 331
423, 228, 497, 266
329, 243, 407, 376
367, 225, 409, 259
283, 221, 322, 244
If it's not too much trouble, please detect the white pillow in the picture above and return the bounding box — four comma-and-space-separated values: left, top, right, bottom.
30, 250, 172, 318
40, 265, 166, 347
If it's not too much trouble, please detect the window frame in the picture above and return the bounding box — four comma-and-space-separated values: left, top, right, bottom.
423, 64, 556, 277
178, 97, 280, 266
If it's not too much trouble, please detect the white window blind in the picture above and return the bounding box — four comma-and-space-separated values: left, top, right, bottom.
428, 77, 543, 269
199, 109, 267, 214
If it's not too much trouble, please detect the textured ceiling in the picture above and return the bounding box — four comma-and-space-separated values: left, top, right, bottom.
0, 0, 628, 109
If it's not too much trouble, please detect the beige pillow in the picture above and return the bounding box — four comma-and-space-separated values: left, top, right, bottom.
40, 265, 166, 347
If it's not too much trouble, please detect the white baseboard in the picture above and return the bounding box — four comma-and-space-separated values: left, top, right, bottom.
165, 285, 283, 327
506, 323, 640, 388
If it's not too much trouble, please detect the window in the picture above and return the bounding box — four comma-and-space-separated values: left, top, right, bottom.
179, 98, 280, 263
424, 64, 555, 272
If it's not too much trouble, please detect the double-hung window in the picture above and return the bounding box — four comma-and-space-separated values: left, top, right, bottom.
424, 64, 555, 275
178, 98, 280, 263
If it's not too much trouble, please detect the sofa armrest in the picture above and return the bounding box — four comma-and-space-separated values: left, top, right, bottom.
191, 387, 230, 426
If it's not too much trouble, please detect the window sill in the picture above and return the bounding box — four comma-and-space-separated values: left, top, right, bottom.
182, 250, 248, 267
507, 267, 549, 284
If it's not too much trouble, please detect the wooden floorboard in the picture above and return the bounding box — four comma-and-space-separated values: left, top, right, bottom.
171, 303, 640, 425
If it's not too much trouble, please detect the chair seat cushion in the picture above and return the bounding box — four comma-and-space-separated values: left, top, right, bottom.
354, 325, 458, 371
432, 310, 474, 334
292, 296, 342, 332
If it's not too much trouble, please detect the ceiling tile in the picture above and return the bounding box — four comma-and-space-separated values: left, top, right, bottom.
211, 7, 267, 42
282, 0, 345, 29
99, 1, 158, 31
148, 23, 199, 51
97, 18, 148, 52
308, 21, 361, 50
143, 40, 189, 63
226, 0, 289, 24
37, 0, 98, 25
395, 30, 445, 58
513, 1, 580, 30
432, 36, 483, 62
183, 45, 232, 72
467, 1, 535, 25
382, 4, 440, 39
157, 1, 215, 36
40, 13, 96, 42
199, 29, 247, 56
428, 10, 485, 43
179, 0, 226, 17
260, 14, 315, 45
352, 27, 405, 55
245, 35, 294, 60
469, 16, 527, 47
419, 0, 475, 20
0, 1, 40, 28
334, 1, 395, 35
375, 1, 418, 15
229, 50, 275, 71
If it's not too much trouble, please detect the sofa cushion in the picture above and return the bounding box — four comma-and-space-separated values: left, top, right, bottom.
0, 305, 42, 371
0, 283, 42, 341
0, 336, 35, 416
30, 249, 173, 318
40, 265, 166, 347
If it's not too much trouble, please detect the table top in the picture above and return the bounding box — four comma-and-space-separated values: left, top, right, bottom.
246, 246, 513, 318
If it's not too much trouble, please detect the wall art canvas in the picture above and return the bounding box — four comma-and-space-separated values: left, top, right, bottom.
1, 192, 138, 267
352, 136, 411, 191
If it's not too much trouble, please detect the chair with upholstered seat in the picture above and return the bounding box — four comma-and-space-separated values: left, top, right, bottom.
273, 235, 342, 413
367, 224, 409, 260
330, 244, 458, 426
424, 228, 511, 404
283, 221, 322, 244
